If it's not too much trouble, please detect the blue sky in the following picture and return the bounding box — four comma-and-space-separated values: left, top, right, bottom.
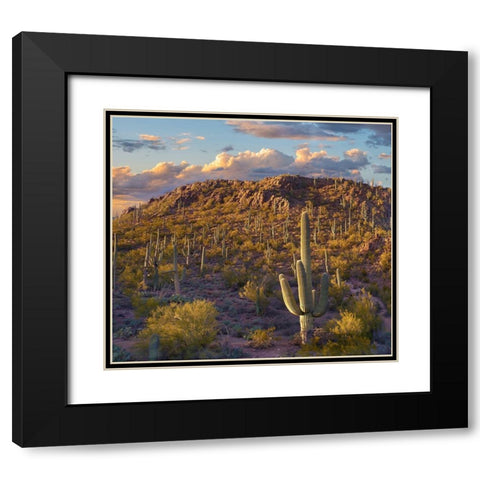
111, 115, 392, 214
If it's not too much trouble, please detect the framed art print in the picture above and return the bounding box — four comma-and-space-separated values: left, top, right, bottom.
105, 110, 396, 368
13, 32, 468, 446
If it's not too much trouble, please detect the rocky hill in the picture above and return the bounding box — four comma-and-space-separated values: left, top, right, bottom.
112, 175, 393, 363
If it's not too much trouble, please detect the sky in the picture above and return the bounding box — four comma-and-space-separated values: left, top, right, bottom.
111, 114, 393, 215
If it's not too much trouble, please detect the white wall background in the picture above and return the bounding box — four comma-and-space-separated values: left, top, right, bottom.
0, 1, 476, 478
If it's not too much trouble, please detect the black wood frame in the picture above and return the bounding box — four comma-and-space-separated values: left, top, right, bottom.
12, 32, 468, 447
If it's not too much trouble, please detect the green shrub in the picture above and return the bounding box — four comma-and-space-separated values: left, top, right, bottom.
131, 295, 161, 318
319, 310, 375, 356
330, 311, 363, 336
138, 299, 219, 360
239, 280, 269, 316
329, 282, 350, 308
247, 327, 276, 348
346, 290, 382, 339
113, 326, 135, 339
222, 266, 248, 288
119, 264, 142, 294
379, 286, 392, 315
321, 336, 373, 356
112, 344, 132, 362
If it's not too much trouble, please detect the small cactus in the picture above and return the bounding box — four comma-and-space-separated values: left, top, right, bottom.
200, 246, 206, 275
148, 334, 161, 360
172, 241, 180, 295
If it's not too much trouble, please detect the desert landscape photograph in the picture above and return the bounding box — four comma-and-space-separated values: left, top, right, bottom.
107, 112, 394, 366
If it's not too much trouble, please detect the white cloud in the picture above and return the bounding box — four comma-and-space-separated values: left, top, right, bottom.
112, 146, 371, 211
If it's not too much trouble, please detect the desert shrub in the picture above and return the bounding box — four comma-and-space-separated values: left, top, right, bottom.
223, 265, 249, 288
112, 345, 132, 362
322, 313, 371, 355
113, 326, 135, 339
296, 340, 323, 357
329, 282, 350, 308
259, 271, 278, 295
329, 256, 351, 280
152, 264, 183, 288
119, 264, 142, 294
290, 332, 303, 346
319, 310, 375, 356
367, 282, 379, 297
239, 280, 269, 316
168, 294, 190, 304
131, 295, 161, 319
330, 311, 363, 336
379, 286, 392, 315
321, 336, 373, 356
230, 324, 245, 338
138, 300, 219, 360
378, 238, 392, 275
247, 327, 276, 348
347, 290, 382, 339
312, 327, 335, 345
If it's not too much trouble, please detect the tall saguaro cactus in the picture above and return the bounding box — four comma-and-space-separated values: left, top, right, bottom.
279, 211, 329, 344
172, 241, 181, 295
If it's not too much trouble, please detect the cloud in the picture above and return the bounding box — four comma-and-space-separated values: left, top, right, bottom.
196, 136, 205, 140
220, 145, 234, 152
226, 120, 347, 141
372, 164, 391, 174
296, 142, 310, 150
291, 147, 369, 179
112, 146, 371, 211
139, 134, 160, 141
365, 124, 392, 147
378, 152, 391, 159
294, 147, 331, 165
226, 120, 392, 149
112, 162, 199, 200
344, 148, 369, 163
175, 138, 191, 145
113, 140, 145, 153
113, 134, 166, 152
202, 148, 292, 178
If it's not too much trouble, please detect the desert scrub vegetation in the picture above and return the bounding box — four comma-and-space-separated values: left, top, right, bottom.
296, 306, 380, 357
320, 311, 375, 356
328, 268, 350, 308
239, 280, 270, 316
112, 345, 132, 362
246, 327, 276, 348
112, 175, 392, 361
138, 299, 219, 360
346, 289, 382, 340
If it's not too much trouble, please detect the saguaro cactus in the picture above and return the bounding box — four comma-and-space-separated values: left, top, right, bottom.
172, 241, 181, 295
279, 212, 329, 344
149, 334, 161, 361
200, 246, 206, 275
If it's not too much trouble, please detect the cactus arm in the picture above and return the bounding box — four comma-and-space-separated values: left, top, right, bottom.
313, 272, 329, 316
296, 260, 313, 312
279, 274, 303, 316
300, 212, 313, 293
